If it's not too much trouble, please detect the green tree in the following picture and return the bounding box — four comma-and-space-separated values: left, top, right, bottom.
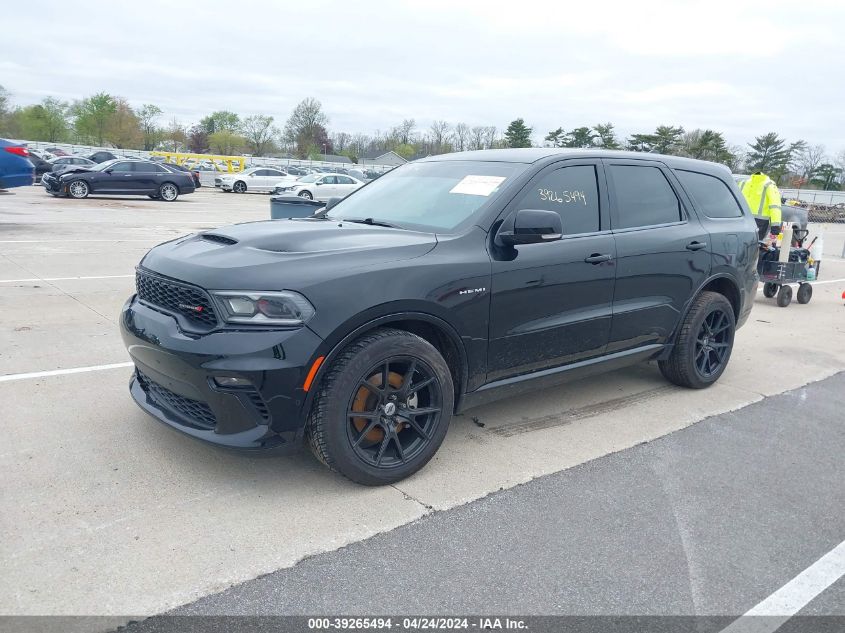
106, 98, 142, 148
163, 117, 187, 152
208, 129, 245, 155
593, 123, 620, 149
504, 118, 532, 148
545, 127, 565, 148
199, 110, 241, 135
652, 125, 684, 154
72, 92, 117, 145
137, 104, 163, 151
563, 126, 596, 148
680, 129, 734, 165
810, 164, 841, 190
627, 133, 655, 152
746, 132, 791, 178
15, 98, 69, 142
241, 114, 278, 156
284, 98, 329, 158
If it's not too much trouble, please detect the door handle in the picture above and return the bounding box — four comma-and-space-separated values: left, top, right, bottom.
584, 253, 612, 264
686, 241, 707, 251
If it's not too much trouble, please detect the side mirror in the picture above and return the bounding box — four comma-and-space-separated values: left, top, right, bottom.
496, 209, 563, 247
324, 197, 343, 211
104, 168, 113, 174
314, 181, 323, 186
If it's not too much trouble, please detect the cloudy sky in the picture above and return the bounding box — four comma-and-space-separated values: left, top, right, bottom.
3, 0, 844, 152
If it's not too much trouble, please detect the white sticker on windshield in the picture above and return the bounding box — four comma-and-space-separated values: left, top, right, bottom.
449, 175, 506, 197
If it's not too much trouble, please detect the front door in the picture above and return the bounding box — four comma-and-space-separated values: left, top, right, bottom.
487, 160, 616, 382
603, 159, 711, 353
91, 161, 135, 193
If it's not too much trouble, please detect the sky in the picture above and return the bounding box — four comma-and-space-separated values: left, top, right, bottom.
2, 0, 844, 154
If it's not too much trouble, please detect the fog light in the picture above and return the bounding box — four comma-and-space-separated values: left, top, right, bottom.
213, 375, 252, 387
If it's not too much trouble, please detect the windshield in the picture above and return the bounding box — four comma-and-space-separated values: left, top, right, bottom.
327, 160, 527, 232
92, 159, 119, 171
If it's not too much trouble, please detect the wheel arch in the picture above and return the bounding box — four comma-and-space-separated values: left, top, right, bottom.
301, 311, 469, 420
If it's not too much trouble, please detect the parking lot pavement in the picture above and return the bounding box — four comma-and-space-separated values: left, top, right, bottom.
152, 373, 845, 618
1, 185, 844, 619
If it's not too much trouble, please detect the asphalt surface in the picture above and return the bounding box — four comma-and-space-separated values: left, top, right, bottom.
115, 372, 843, 621
2, 185, 845, 625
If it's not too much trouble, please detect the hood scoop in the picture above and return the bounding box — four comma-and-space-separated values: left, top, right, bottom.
200, 233, 238, 245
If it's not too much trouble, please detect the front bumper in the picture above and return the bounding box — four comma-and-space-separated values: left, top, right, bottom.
120, 294, 324, 451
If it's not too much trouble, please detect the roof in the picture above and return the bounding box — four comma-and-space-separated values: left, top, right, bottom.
360, 150, 407, 162
316, 154, 353, 164
418, 148, 732, 176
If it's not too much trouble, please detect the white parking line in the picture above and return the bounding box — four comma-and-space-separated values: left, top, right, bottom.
0, 362, 134, 383
0, 274, 133, 283
720, 540, 845, 632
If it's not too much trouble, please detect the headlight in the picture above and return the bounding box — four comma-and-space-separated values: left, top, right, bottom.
211, 290, 315, 325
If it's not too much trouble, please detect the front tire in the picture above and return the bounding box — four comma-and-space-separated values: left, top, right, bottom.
67, 180, 89, 199
159, 182, 179, 201
298, 190, 313, 200
232, 180, 247, 193
659, 291, 735, 389
307, 328, 454, 485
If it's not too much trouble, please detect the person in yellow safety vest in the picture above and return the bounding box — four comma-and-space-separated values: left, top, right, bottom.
739, 172, 783, 227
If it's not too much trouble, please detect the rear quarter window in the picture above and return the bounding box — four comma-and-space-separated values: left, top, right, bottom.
676, 170, 744, 219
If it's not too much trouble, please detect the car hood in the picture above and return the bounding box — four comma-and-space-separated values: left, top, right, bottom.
140, 218, 438, 291
55, 166, 96, 177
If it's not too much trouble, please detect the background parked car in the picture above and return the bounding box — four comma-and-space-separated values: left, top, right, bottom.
0, 138, 34, 189
42, 159, 195, 201
44, 146, 70, 156
49, 156, 96, 175
28, 154, 55, 181
161, 162, 201, 188
218, 167, 295, 193
272, 173, 364, 200
84, 150, 119, 163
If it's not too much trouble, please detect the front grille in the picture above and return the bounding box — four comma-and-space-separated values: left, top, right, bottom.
136, 370, 216, 429
136, 269, 218, 329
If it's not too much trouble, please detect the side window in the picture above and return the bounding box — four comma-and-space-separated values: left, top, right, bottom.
515, 165, 600, 235
155, 164, 171, 174
676, 170, 743, 218
322, 175, 338, 185
609, 165, 682, 229
111, 162, 134, 172
134, 162, 156, 173
266, 170, 282, 178
338, 176, 354, 184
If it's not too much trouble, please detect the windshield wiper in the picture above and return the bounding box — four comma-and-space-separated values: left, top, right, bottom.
340, 217, 402, 229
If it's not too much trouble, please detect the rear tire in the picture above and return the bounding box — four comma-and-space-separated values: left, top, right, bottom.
797, 283, 812, 304
659, 291, 735, 389
762, 282, 778, 298
307, 328, 454, 485
159, 182, 178, 201
67, 180, 89, 199
776, 285, 793, 307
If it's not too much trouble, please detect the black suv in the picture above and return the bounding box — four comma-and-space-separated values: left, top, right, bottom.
121, 149, 758, 485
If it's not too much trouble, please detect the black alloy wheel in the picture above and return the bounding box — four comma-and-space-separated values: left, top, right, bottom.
694, 308, 733, 379
346, 357, 442, 469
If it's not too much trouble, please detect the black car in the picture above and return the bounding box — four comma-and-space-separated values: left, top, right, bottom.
85, 150, 120, 163
121, 149, 758, 485
28, 154, 54, 180
43, 159, 196, 201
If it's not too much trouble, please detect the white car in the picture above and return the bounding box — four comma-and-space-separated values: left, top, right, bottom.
272, 173, 364, 201
217, 167, 296, 193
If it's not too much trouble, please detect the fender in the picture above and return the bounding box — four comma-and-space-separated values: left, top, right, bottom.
297, 307, 471, 427
659, 272, 742, 360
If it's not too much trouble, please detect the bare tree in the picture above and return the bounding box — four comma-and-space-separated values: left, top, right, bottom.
429, 120, 450, 152
483, 126, 498, 149
331, 131, 351, 153
394, 119, 416, 145
241, 114, 278, 156
452, 123, 470, 152
469, 126, 486, 150
284, 98, 329, 157
791, 143, 826, 182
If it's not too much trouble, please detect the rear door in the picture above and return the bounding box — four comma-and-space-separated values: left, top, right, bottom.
603, 159, 711, 353
335, 175, 359, 197
132, 161, 159, 193
316, 175, 339, 199
487, 160, 616, 381
262, 169, 285, 191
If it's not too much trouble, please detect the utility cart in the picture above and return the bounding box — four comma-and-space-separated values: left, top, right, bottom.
758, 228, 817, 307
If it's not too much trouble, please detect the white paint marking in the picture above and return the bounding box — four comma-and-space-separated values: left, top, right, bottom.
0, 274, 133, 283
0, 362, 134, 383
720, 540, 845, 633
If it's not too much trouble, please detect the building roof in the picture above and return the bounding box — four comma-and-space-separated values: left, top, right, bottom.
360, 149, 408, 162
317, 154, 353, 164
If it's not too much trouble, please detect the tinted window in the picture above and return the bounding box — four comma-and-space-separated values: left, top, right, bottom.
322, 176, 338, 184
515, 165, 600, 235
609, 165, 682, 229
266, 169, 283, 177
134, 162, 156, 173
676, 170, 743, 218
155, 164, 171, 173
337, 176, 354, 184
110, 162, 134, 172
